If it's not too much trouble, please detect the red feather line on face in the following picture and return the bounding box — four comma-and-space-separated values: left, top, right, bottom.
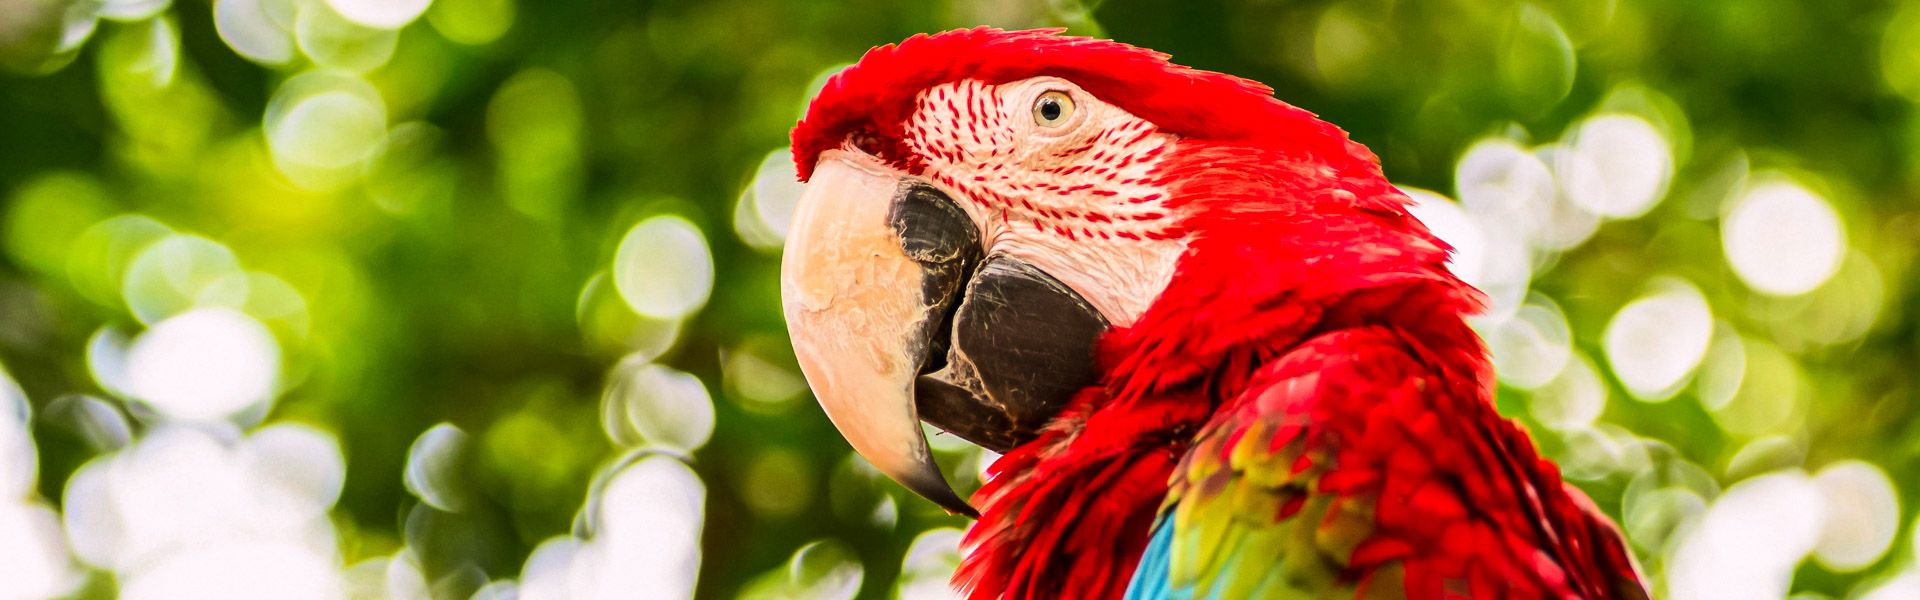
790, 27, 1382, 186
905, 79, 1183, 244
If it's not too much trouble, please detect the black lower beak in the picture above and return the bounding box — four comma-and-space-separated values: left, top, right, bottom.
915, 256, 1109, 453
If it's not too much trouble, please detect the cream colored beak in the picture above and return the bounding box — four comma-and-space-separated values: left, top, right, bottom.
780, 152, 975, 517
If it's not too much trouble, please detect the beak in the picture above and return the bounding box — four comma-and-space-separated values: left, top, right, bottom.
782, 151, 1109, 518
782, 152, 980, 516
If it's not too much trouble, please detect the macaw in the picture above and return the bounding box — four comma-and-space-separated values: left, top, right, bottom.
780, 28, 1648, 600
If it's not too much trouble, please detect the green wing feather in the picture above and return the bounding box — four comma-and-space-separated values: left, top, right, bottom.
1149, 329, 1414, 600
1130, 325, 1646, 600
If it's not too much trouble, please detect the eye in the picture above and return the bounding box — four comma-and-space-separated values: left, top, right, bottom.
1032, 91, 1075, 128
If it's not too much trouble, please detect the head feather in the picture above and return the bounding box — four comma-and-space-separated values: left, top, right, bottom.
791, 27, 1380, 183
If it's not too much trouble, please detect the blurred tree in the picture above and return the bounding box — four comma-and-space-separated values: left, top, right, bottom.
0, 0, 1914, 599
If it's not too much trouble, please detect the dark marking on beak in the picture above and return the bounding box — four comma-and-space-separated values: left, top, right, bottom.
891, 181, 982, 372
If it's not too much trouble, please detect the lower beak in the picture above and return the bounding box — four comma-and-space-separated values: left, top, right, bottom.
782, 151, 1110, 518
781, 152, 979, 516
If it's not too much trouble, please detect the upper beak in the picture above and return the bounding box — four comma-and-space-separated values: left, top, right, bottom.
782, 151, 1110, 518
781, 151, 980, 516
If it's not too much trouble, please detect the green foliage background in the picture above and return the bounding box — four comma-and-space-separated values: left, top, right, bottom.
0, 0, 1917, 598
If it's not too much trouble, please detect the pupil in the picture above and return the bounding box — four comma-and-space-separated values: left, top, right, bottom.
1040, 99, 1061, 121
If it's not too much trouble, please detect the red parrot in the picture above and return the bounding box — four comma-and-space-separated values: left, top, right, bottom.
780, 28, 1648, 600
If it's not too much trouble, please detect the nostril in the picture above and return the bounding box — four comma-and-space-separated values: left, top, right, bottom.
850, 131, 888, 161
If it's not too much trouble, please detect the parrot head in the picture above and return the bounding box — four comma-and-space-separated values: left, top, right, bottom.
783, 28, 1456, 518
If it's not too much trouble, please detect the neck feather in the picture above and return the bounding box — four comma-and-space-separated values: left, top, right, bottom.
955, 388, 1207, 600
953, 145, 1490, 600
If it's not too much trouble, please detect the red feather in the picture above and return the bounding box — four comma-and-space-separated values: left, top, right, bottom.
791, 28, 1374, 184
957, 388, 1207, 600
794, 28, 1646, 600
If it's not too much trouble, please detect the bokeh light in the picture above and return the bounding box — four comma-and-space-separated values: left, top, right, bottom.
722, 340, 808, 414
214, 0, 296, 65
325, 0, 431, 30
1810, 460, 1899, 572
66, 214, 173, 308
576, 271, 687, 359
0, 497, 79, 599
294, 2, 398, 72
613, 215, 716, 320
64, 424, 345, 597
739, 539, 865, 600
1722, 178, 1847, 296
1402, 185, 1533, 321
601, 357, 715, 453
3, 173, 109, 279
120, 234, 245, 323
735, 148, 806, 253
0, 365, 37, 498
1401, 186, 1488, 284
1883, 1, 1920, 102
1858, 571, 1920, 600
736, 446, 813, 519
102, 0, 173, 23
1488, 295, 1573, 390
897, 527, 965, 600
1667, 471, 1826, 600
487, 68, 584, 218
1603, 278, 1713, 402
426, 0, 513, 45
1529, 351, 1606, 431
0, 364, 81, 600
1454, 140, 1556, 250
1709, 338, 1808, 436
403, 423, 470, 513
43, 394, 134, 452
264, 69, 389, 188
1556, 114, 1673, 219
522, 454, 706, 600
124, 308, 282, 422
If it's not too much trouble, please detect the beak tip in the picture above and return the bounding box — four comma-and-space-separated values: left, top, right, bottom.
895, 465, 980, 519
934, 489, 981, 519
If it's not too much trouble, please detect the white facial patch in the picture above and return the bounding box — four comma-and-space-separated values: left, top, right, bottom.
903, 77, 1187, 327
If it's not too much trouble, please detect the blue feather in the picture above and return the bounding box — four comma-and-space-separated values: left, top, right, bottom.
1125, 516, 1191, 600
